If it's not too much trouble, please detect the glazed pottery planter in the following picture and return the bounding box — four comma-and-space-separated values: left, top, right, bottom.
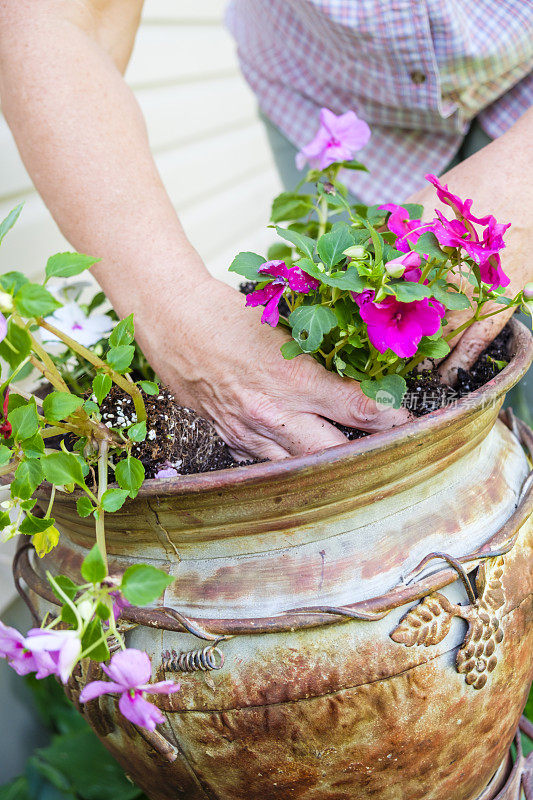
16, 318, 533, 800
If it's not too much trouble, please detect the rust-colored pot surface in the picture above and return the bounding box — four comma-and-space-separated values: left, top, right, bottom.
26, 319, 533, 800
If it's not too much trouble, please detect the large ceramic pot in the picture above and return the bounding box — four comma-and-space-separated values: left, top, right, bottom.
16, 318, 533, 800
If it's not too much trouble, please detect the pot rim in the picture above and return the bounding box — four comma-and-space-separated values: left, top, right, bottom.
134, 318, 532, 497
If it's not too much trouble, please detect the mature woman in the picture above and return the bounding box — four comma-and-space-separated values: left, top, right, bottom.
0, 0, 530, 459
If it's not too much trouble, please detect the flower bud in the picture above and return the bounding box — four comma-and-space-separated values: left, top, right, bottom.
384, 256, 406, 279
78, 600, 94, 621
0, 291, 14, 313
343, 245, 366, 260
524, 282, 533, 301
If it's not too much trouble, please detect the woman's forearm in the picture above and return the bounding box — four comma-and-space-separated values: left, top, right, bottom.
0, 0, 210, 307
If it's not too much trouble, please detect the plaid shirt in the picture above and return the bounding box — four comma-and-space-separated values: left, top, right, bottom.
227, 0, 533, 203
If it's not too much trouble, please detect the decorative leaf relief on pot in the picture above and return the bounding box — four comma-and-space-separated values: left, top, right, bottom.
390, 557, 505, 690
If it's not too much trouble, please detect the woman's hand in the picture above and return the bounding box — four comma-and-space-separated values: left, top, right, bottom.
128, 274, 410, 461
406, 108, 533, 385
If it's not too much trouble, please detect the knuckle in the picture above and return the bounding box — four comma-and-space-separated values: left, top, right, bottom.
348, 390, 379, 423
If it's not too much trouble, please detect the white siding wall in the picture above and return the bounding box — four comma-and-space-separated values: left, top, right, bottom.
0, 0, 281, 285
0, 2, 281, 614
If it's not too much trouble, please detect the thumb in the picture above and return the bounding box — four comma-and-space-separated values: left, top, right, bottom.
439, 313, 512, 385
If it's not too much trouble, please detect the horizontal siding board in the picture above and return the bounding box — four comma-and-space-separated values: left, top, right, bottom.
142, 0, 224, 23
138, 76, 258, 151
126, 25, 238, 88
156, 121, 273, 210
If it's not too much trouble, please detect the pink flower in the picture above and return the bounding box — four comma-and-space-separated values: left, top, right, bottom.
379, 204, 431, 253
296, 108, 371, 171
425, 174, 491, 225
109, 590, 131, 622
351, 289, 375, 307
0, 621, 44, 676
25, 628, 81, 684
155, 466, 178, 479
0, 314, 6, 345
360, 296, 444, 358
245, 260, 319, 327
79, 648, 180, 731
384, 250, 422, 278
479, 254, 510, 290
0, 389, 11, 440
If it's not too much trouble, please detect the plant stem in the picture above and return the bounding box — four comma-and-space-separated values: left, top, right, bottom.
45, 485, 56, 519
317, 196, 328, 238
37, 318, 146, 424
96, 441, 109, 573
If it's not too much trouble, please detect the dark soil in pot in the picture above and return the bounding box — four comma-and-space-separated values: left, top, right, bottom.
98, 325, 512, 474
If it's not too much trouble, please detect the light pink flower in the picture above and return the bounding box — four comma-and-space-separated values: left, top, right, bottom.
109, 590, 132, 622
0, 314, 6, 344
25, 628, 81, 684
360, 297, 444, 358
245, 260, 319, 327
0, 621, 45, 676
295, 108, 371, 171
155, 466, 178, 479
79, 648, 180, 731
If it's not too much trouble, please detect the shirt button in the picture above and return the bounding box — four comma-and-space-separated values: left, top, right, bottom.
410, 70, 426, 85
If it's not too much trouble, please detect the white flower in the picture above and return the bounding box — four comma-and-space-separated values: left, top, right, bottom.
42, 302, 114, 348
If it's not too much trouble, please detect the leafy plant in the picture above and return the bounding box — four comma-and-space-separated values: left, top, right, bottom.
230, 107, 529, 409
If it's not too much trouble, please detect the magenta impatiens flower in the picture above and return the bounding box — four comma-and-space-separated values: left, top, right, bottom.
360, 296, 444, 358
79, 648, 180, 731
296, 108, 371, 171
379, 204, 431, 253
25, 628, 81, 684
351, 289, 375, 307
245, 260, 319, 327
425, 174, 491, 225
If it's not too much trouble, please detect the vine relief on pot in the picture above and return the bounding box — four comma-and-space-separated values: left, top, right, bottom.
390, 557, 505, 690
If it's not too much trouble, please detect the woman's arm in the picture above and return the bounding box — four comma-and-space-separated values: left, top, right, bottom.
0, 0, 409, 459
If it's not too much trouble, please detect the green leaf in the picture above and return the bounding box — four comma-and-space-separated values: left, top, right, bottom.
228, 251, 266, 281
14, 283, 61, 318
139, 380, 159, 395
0, 320, 32, 369
322, 267, 365, 292
43, 392, 83, 423
81, 544, 106, 583
275, 226, 316, 259
0, 203, 23, 244
83, 400, 100, 415
339, 159, 369, 171
8, 400, 39, 442
402, 203, 424, 220
267, 242, 292, 261
32, 525, 60, 558
431, 280, 472, 310
417, 337, 451, 359
288, 305, 338, 353
317, 224, 354, 269
76, 497, 94, 517
93, 373, 112, 404
0, 444, 12, 465
100, 488, 129, 512
49, 574, 78, 605
19, 513, 56, 535
280, 340, 305, 360
360, 374, 407, 410
106, 345, 134, 372
387, 282, 431, 302
413, 232, 447, 262
95, 601, 111, 621
81, 617, 110, 661
21, 434, 45, 459
41, 452, 87, 489
45, 252, 99, 281
109, 313, 134, 347
115, 456, 145, 498
271, 192, 313, 223
0, 270, 28, 296
128, 420, 146, 442
121, 563, 174, 606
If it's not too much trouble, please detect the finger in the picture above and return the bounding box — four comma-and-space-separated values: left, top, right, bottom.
438, 311, 513, 385
268, 411, 348, 456
293, 364, 412, 431
228, 440, 291, 462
